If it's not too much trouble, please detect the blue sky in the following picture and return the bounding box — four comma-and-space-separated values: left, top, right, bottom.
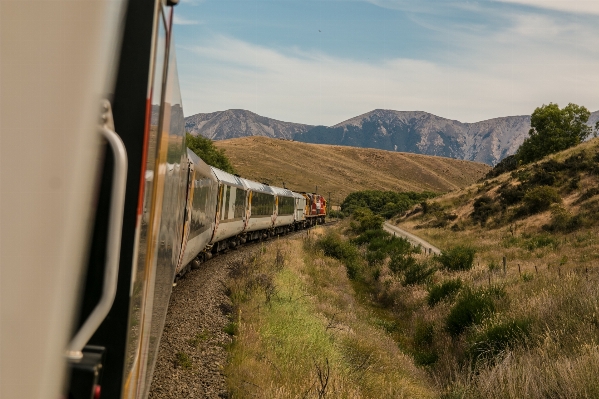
174, 0, 599, 125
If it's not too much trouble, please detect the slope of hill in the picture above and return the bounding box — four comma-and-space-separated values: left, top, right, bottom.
387, 137, 599, 397
214, 136, 490, 201
185, 109, 313, 140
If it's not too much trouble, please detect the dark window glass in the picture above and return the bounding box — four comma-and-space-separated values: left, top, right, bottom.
189, 177, 212, 239
251, 191, 274, 217
234, 187, 246, 219
278, 196, 294, 216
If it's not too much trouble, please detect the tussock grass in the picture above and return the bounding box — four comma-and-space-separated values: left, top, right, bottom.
385, 138, 599, 397
224, 232, 436, 398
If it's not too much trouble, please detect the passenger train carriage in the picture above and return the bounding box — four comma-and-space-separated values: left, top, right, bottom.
0, 1, 325, 399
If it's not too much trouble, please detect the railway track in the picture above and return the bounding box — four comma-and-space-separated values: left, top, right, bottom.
149, 221, 336, 398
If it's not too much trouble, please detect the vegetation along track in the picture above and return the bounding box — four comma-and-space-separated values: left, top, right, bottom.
148, 223, 335, 398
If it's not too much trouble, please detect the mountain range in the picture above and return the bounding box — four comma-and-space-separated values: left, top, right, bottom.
185, 109, 599, 166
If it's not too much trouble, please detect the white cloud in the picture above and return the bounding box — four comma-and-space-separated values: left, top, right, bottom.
173, 14, 201, 25
177, 32, 599, 126
495, 0, 599, 15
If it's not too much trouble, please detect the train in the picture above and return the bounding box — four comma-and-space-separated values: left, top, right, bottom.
0, 1, 325, 399
176, 155, 327, 279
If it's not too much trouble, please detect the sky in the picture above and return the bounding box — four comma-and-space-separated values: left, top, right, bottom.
173, 0, 599, 126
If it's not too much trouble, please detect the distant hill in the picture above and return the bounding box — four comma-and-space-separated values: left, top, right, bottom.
214, 136, 490, 202
185, 109, 313, 140
187, 109, 599, 166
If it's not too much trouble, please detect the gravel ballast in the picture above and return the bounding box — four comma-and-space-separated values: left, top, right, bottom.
148, 249, 245, 399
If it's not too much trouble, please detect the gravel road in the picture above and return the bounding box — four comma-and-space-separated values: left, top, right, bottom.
383, 222, 441, 255
147, 249, 243, 399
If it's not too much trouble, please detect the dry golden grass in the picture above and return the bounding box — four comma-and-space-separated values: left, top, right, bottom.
225, 232, 436, 398
381, 138, 599, 397
215, 136, 490, 200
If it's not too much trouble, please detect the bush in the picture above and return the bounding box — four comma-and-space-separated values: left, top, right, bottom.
412, 321, 438, 366
524, 234, 559, 251
445, 288, 499, 336
468, 319, 531, 363
352, 229, 413, 267
544, 205, 584, 232
471, 196, 501, 226
186, 133, 236, 174
498, 183, 526, 206
341, 190, 436, 217
437, 246, 476, 271
316, 233, 361, 279
484, 154, 518, 179
389, 254, 435, 286
351, 208, 384, 233
516, 103, 591, 164
421, 201, 443, 215
521, 185, 561, 214
402, 261, 436, 286
427, 279, 463, 307
389, 254, 417, 275
175, 352, 193, 369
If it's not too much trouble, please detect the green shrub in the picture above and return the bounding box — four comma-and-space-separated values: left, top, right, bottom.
515, 103, 591, 164
414, 321, 435, 347
427, 279, 463, 307
316, 233, 361, 279
521, 186, 561, 214
437, 246, 476, 271
468, 319, 531, 363
186, 133, 236, 174
341, 190, 436, 217
317, 233, 357, 260
352, 229, 413, 267
421, 201, 443, 215
389, 254, 435, 285
413, 350, 439, 366
484, 154, 518, 179
402, 261, 436, 286
351, 208, 384, 232
471, 196, 501, 226
412, 321, 438, 366
524, 234, 559, 251
223, 322, 238, 336
487, 260, 501, 273
521, 272, 534, 282
175, 352, 193, 369
445, 288, 498, 336
498, 183, 526, 206
544, 205, 584, 232
389, 254, 417, 275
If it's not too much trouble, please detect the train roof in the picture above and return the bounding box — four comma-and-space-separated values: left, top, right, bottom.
186, 148, 215, 180
269, 186, 295, 198
210, 166, 245, 187
292, 191, 305, 199
240, 178, 274, 194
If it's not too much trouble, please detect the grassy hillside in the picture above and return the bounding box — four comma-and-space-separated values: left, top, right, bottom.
382, 137, 599, 397
214, 136, 490, 201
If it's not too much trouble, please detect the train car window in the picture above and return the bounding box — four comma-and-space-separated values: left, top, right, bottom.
223, 186, 231, 220
188, 177, 212, 239
278, 196, 294, 216
234, 187, 246, 219
251, 191, 275, 217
